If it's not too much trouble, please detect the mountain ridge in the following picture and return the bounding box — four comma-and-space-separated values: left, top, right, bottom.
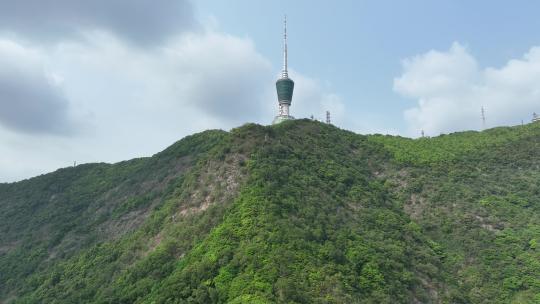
1, 120, 539, 303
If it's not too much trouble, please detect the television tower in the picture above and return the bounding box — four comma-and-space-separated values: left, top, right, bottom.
273, 15, 295, 124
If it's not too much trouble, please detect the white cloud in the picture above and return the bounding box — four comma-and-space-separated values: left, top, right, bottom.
166, 32, 273, 123
286, 71, 345, 122
52, 30, 273, 126
394, 42, 540, 136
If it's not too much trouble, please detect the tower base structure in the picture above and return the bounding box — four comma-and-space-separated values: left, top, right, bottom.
272, 114, 295, 125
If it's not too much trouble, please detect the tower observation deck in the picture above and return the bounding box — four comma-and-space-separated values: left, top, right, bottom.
273, 15, 295, 124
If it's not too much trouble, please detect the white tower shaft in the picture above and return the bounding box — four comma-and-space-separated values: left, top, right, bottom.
279, 104, 290, 116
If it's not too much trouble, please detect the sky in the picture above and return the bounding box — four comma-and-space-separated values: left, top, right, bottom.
1, 0, 540, 182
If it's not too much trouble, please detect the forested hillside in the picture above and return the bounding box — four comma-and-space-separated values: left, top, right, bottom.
1, 120, 539, 303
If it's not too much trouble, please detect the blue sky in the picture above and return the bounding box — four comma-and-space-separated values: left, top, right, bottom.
196, 0, 540, 132
1, 0, 540, 181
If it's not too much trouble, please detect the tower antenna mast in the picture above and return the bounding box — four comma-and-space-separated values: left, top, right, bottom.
282, 15, 288, 78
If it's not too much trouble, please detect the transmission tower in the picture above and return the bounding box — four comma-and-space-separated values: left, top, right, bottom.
326, 111, 331, 124
481, 106, 486, 129
533, 112, 540, 123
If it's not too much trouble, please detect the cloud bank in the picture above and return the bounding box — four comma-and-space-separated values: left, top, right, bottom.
0, 39, 76, 135
0, 30, 278, 181
395, 42, 540, 136
0, 0, 196, 45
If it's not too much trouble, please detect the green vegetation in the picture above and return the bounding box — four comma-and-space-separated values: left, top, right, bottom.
369, 123, 540, 165
1, 120, 539, 303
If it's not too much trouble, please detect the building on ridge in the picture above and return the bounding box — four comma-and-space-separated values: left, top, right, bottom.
273, 15, 295, 124
533, 112, 540, 123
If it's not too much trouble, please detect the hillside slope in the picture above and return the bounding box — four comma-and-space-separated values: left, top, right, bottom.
1, 120, 539, 303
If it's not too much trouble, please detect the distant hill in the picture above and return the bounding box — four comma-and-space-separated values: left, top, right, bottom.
1, 120, 539, 303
